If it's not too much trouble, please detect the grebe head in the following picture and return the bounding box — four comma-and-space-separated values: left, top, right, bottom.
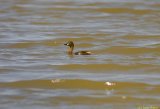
64, 41, 74, 48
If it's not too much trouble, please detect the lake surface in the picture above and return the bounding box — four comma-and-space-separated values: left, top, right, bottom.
0, 0, 160, 109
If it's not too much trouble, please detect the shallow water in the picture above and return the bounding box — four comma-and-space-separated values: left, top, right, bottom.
0, 0, 160, 109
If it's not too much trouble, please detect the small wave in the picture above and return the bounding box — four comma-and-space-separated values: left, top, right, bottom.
94, 8, 156, 14
1, 79, 159, 89
57, 63, 158, 72
94, 46, 160, 54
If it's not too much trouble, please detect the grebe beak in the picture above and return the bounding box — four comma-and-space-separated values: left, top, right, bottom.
64, 43, 69, 46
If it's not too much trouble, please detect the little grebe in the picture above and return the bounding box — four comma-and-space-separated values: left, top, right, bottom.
64, 41, 92, 55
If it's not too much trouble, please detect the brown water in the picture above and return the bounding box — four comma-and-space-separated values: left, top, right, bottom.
0, 0, 160, 109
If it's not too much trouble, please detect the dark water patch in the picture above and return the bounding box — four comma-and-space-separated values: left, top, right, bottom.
8, 42, 38, 48
7, 40, 58, 48
57, 63, 159, 72
94, 46, 160, 54
48, 96, 160, 105
0, 68, 21, 73
1, 79, 159, 89
54, 37, 97, 42
121, 35, 160, 40
94, 8, 158, 14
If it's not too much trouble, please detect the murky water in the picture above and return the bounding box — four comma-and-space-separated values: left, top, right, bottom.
0, 0, 160, 109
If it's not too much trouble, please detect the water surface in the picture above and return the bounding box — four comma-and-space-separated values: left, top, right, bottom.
0, 0, 160, 109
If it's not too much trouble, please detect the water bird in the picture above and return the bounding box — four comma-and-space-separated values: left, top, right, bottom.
64, 41, 92, 55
